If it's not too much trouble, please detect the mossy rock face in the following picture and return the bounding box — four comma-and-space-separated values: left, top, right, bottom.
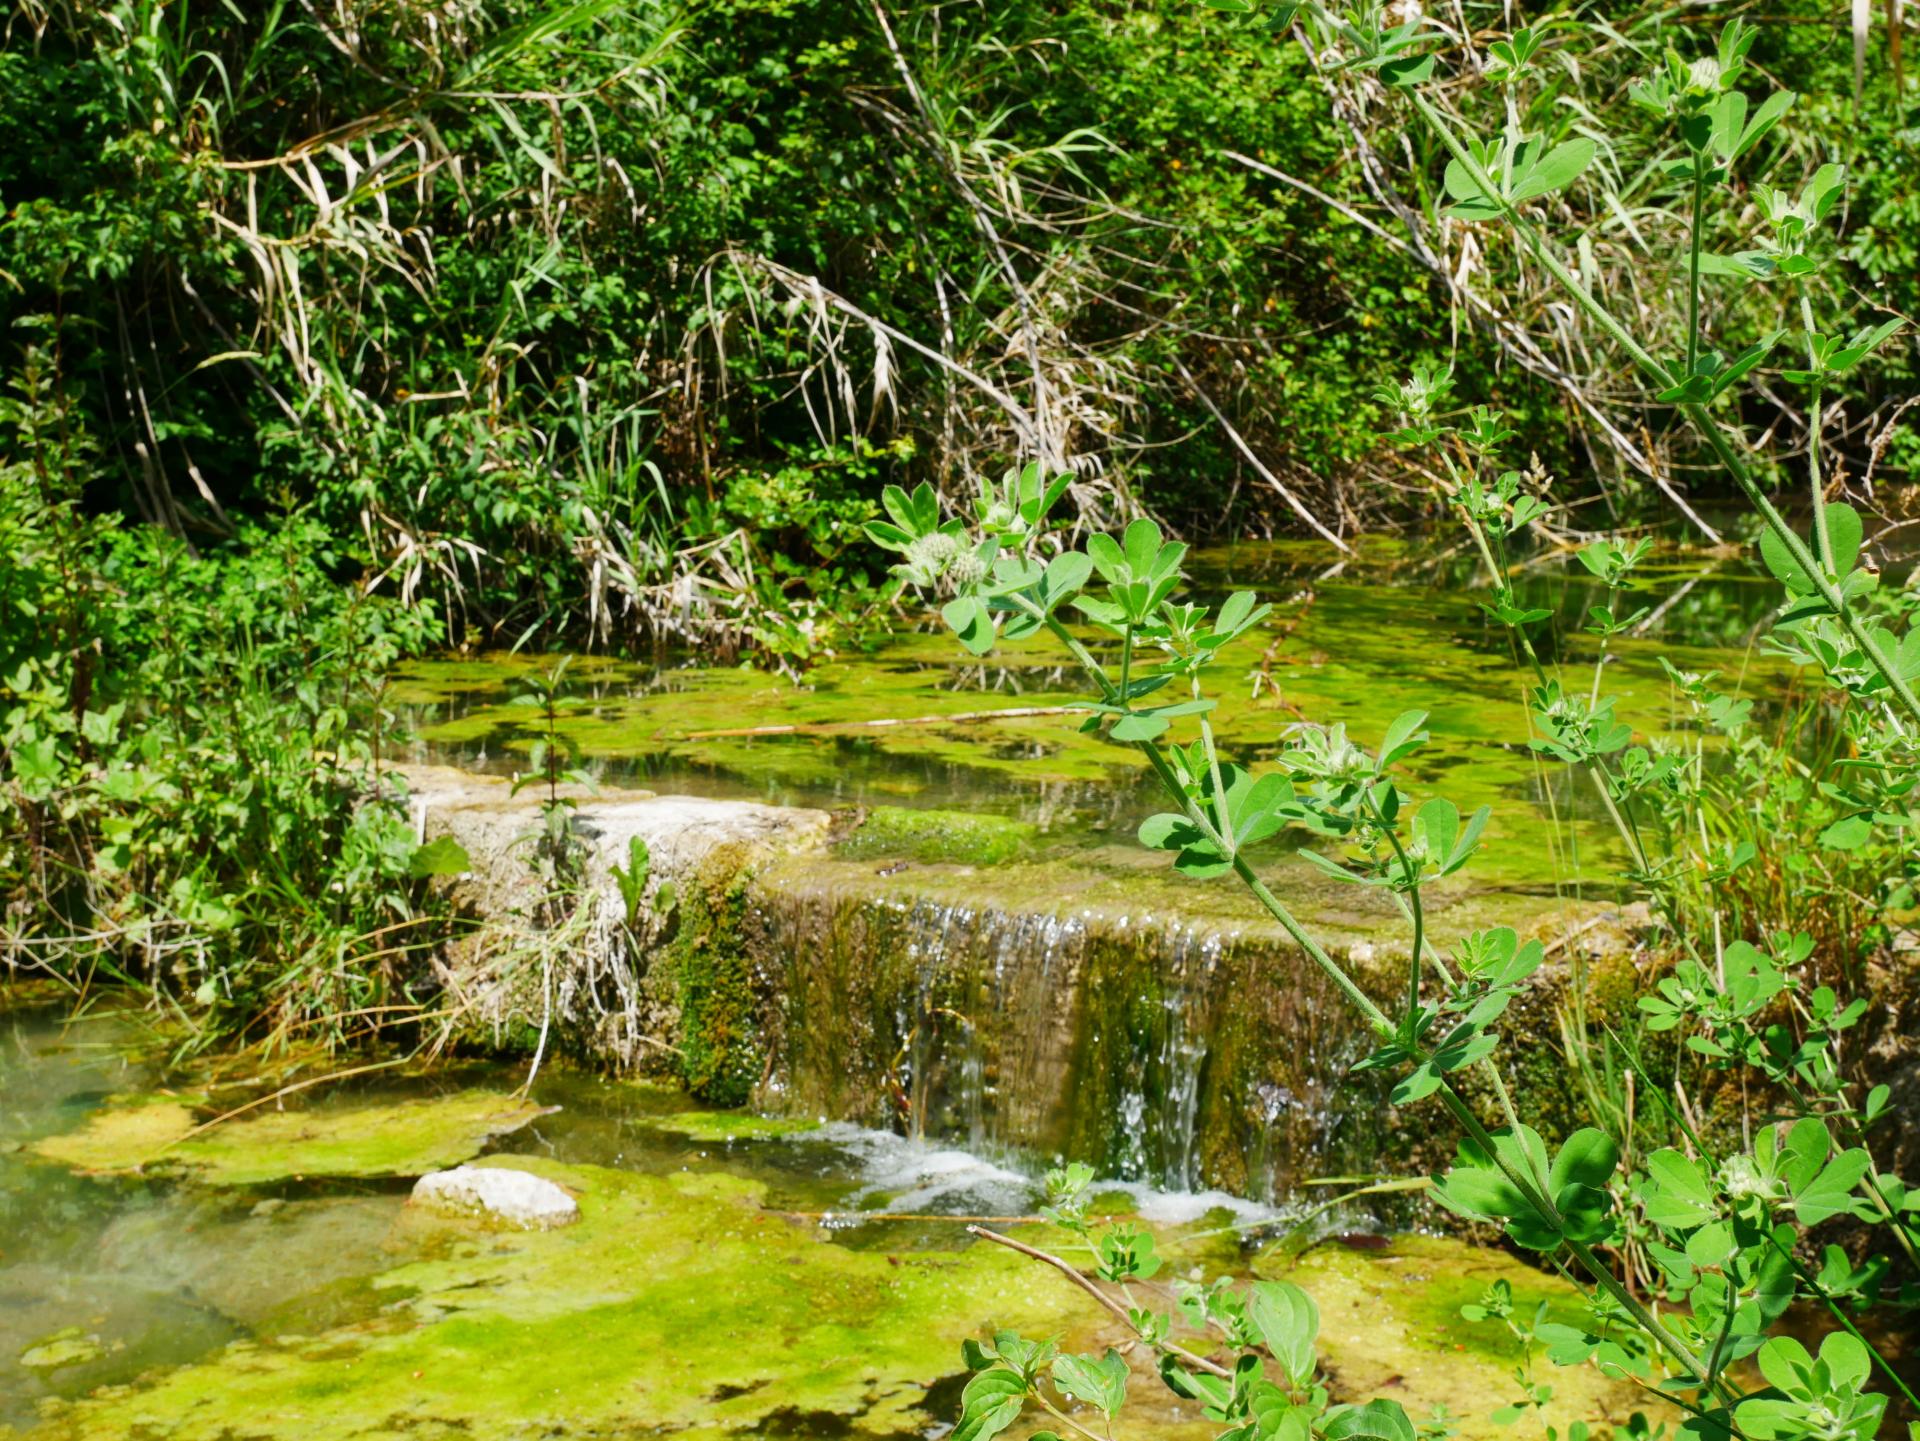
669, 841, 765, 1107
32, 1090, 545, 1185
839, 806, 1042, 866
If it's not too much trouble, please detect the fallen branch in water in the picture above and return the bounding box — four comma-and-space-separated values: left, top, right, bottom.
767, 1209, 1043, 1225
966, 1224, 1234, 1378
687, 706, 1078, 739
135, 1056, 416, 1167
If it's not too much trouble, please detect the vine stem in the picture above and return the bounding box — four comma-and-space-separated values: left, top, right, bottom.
1404, 90, 1920, 729
1685, 166, 1706, 378
966, 1225, 1234, 1380
1009, 597, 1728, 1398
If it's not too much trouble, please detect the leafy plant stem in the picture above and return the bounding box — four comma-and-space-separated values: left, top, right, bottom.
1404, 89, 1920, 727
965, 1224, 1234, 1380
1022, 587, 1727, 1399
1034, 1388, 1113, 1441
1365, 788, 1425, 1039
1797, 286, 1833, 572
1198, 701, 1236, 856
1764, 1234, 1920, 1412
1685, 168, 1706, 377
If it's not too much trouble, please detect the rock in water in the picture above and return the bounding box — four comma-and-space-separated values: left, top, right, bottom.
411, 1165, 579, 1228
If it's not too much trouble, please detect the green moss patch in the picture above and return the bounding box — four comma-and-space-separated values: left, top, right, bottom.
839, 805, 1042, 866
19, 1330, 108, 1372
32, 1090, 545, 1185
27, 1156, 1097, 1441
1258, 1234, 1656, 1437
650, 1110, 822, 1142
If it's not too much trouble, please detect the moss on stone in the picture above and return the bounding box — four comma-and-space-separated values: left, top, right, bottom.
32, 1090, 544, 1185
839, 806, 1042, 866
668, 842, 764, 1108
25, 1167, 1669, 1441
29, 1096, 201, 1173
650, 1110, 822, 1142
19, 1329, 107, 1372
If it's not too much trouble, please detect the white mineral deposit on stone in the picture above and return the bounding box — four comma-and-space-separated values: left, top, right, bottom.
410, 1165, 580, 1228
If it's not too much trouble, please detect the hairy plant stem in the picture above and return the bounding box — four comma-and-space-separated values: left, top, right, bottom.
1013, 596, 1726, 1397
1685, 167, 1706, 377
1406, 90, 1920, 728
1363, 789, 1425, 1040
1797, 287, 1833, 572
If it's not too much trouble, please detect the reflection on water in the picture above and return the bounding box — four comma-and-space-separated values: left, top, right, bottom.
391, 537, 1799, 890
0, 1005, 1291, 1427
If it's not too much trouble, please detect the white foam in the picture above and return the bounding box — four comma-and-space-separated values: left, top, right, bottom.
800, 1122, 1285, 1229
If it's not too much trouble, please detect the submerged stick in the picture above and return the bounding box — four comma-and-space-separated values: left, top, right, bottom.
967, 1225, 1235, 1379
686, 706, 1078, 739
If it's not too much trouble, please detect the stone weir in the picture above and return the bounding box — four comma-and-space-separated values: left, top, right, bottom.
404, 764, 1635, 1201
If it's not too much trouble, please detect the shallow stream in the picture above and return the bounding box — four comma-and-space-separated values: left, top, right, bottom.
0, 1001, 1617, 1439
393, 536, 1792, 893
8, 534, 1908, 1438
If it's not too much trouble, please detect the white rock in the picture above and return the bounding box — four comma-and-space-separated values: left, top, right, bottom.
410, 1165, 579, 1229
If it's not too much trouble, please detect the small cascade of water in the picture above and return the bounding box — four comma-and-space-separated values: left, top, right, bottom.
751, 858, 1394, 1206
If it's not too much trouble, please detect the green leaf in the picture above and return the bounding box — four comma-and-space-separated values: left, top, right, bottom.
942, 597, 996, 656
1818, 814, 1872, 850
1550, 1128, 1619, 1192
1111, 713, 1171, 742
1511, 137, 1596, 202
1040, 552, 1093, 611
1757, 527, 1815, 595
954, 1369, 1028, 1441
1050, 1352, 1128, 1416
1823, 502, 1864, 576
1247, 1280, 1318, 1385
1320, 1399, 1417, 1441
409, 835, 472, 879
1641, 1150, 1715, 1230
1791, 1148, 1871, 1225
1376, 709, 1428, 770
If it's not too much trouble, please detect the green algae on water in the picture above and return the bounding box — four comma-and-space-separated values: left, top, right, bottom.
649, 1110, 823, 1142
32, 1090, 546, 1185
19, 1330, 108, 1372
25, 1156, 1099, 1441
1256, 1233, 1654, 1435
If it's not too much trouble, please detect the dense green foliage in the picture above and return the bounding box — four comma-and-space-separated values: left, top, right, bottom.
1, 344, 460, 1049
5, 0, 1914, 650
873, 5, 1920, 1434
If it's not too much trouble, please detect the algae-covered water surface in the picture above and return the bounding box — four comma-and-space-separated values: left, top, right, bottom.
394, 537, 1788, 891
4, 1001, 1656, 1440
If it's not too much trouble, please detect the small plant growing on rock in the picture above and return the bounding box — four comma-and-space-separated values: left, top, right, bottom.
509, 657, 593, 925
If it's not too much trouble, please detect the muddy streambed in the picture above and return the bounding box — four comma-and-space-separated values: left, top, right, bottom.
3, 1001, 1655, 1440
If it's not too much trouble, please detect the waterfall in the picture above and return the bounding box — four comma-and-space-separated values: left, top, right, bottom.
747, 854, 1392, 1202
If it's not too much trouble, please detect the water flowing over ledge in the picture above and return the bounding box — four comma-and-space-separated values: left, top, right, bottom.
405, 763, 1639, 1201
